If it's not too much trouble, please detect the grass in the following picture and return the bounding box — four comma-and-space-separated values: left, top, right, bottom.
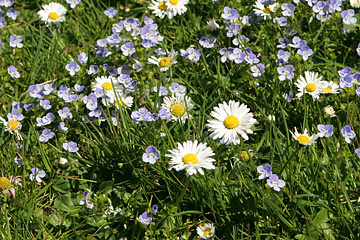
1, 0, 360, 239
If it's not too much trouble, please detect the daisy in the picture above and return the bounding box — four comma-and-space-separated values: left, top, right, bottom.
165, 0, 189, 18
37, 2, 67, 25
111, 91, 134, 109
149, 0, 169, 19
148, 50, 178, 72
295, 71, 327, 100
92, 76, 123, 93
290, 127, 318, 146
196, 223, 215, 239
206, 100, 256, 145
322, 81, 340, 94
253, 0, 278, 20
0, 175, 22, 199
0, 117, 22, 141
161, 94, 194, 123
166, 140, 215, 176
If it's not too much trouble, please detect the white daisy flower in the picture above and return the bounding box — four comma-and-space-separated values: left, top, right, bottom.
206, 100, 257, 145
92, 76, 123, 93
322, 81, 340, 94
290, 127, 318, 146
148, 50, 178, 72
37, 2, 67, 25
165, 0, 189, 17
196, 223, 215, 239
253, 0, 278, 20
166, 140, 216, 176
0, 117, 23, 141
295, 71, 327, 101
161, 94, 194, 123
111, 91, 134, 109
148, 0, 169, 19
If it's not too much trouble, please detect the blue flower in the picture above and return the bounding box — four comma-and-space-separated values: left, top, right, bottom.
8, 65, 20, 79
152, 205, 158, 215
77, 52, 88, 64
138, 212, 152, 225
9, 35, 23, 48
63, 141, 79, 152
40, 99, 52, 110
267, 174, 285, 192
66, 0, 81, 9
355, 149, 360, 159
257, 164, 272, 180
142, 146, 160, 164
341, 9, 357, 25
341, 125, 356, 143
65, 61, 80, 76
39, 129, 55, 143
0, 17, 6, 28
7, 8, 18, 20
297, 45, 313, 61
317, 124, 334, 138
79, 191, 94, 209
104, 8, 117, 18
30, 168, 46, 183
120, 41, 136, 56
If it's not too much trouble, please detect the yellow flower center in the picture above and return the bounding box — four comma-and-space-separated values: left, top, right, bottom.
49, 12, 59, 20
305, 83, 316, 92
203, 230, 211, 237
102, 82, 113, 90
322, 88, 332, 93
182, 153, 198, 164
223, 115, 239, 129
263, 7, 272, 14
169, 0, 179, 5
0, 177, 11, 190
170, 103, 185, 117
7, 120, 19, 131
115, 100, 124, 106
159, 57, 172, 68
297, 135, 310, 145
158, 2, 168, 10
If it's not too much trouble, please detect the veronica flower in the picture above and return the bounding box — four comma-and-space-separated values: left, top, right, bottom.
199, 37, 216, 48
7, 8, 18, 20
65, 61, 80, 76
341, 10, 357, 25
317, 124, 334, 138
66, 0, 81, 9
341, 125, 356, 143
0, 16, 6, 28
8, 65, 20, 79
142, 146, 160, 164
153, 86, 168, 96
104, 8, 117, 18
219, 47, 234, 63
63, 141, 79, 152
282, 3, 295, 16
257, 164, 272, 179
59, 122, 68, 131
277, 38, 289, 48
30, 168, 46, 183
355, 149, 360, 158
58, 107, 73, 120
221, 6, 240, 22
277, 65, 294, 81
43, 83, 56, 95
120, 41, 136, 56
77, 52, 88, 64
79, 191, 94, 208
9, 35, 23, 48
138, 212, 152, 225
39, 129, 55, 143
40, 99, 52, 110
251, 63, 265, 77
267, 174, 285, 192
88, 65, 99, 75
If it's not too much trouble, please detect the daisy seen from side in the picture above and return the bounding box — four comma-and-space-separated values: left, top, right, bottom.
38, 2, 67, 25
166, 140, 216, 176
161, 94, 194, 123
290, 127, 318, 146
148, 50, 178, 72
206, 100, 257, 145
295, 71, 327, 101
253, 0, 278, 20
322, 81, 340, 94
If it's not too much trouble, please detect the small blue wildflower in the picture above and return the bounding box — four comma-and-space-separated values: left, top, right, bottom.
30, 168, 46, 183
152, 205, 158, 215
14, 152, 23, 168
199, 37, 216, 48
297, 45, 313, 61
317, 124, 334, 138
58, 107, 73, 120
120, 41, 136, 56
341, 125, 356, 143
341, 9, 357, 25
80, 191, 94, 208
355, 149, 360, 159
229, 48, 246, 64
6, 8, 18, 20
8, 65, 20, 78
88, 65, 99, 75
153, 86, 168, 96
221, 6, 239, 23
251, 63, 265, 78
43, 83, 56, 95
39, 129, 55, 143
63, 141, 79, 152
138, 212, 152, 225
277, 65, 294, 81
289, 36, 306, 48
104, 8, 117, 18
7, 108, 23, 121
282, 3, 295, 16
158, 108, 171, 120
59, 122, 68, 132
169, 82, 186, 94
65, 61, 80, 76
9, 35, 23, 48
29, 84, 44, 98
257, 164, 272, 180
267, 174, 285, 192
66, 0, 81, 9
142, 146, 160, 164
219, 47, 234, 63
40, 99, 52, 110
180, 47, 201, 62
0, 17, 6, 28
77, 52, 88, 64
74, 84, 85, 92
277, 38, 289, 49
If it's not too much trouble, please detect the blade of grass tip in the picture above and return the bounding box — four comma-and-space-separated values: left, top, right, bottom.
4, 208, 12, 240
